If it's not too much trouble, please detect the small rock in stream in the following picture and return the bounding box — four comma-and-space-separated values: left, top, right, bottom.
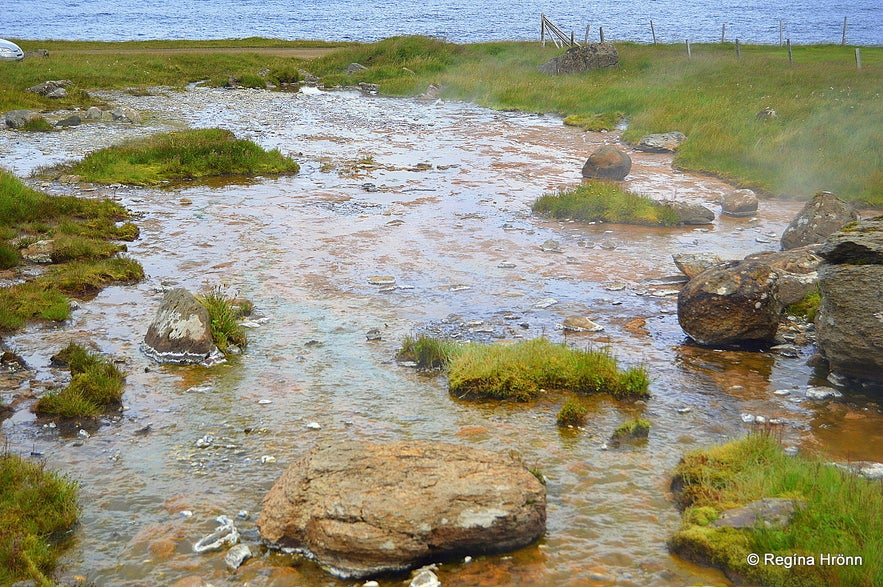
540, 239, 562, 252
225, 543, 252, 571
193, 516, 239, 553
366, 328, 382, 341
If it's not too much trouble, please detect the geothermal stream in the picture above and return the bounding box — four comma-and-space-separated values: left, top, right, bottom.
0, 86, 880, 586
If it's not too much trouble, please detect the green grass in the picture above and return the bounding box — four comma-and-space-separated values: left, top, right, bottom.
556, 396, 589, 427
669, 434, 883, 587
314, 39, 883, 206
612, 417, 651, 442
2, 37, 878, 203
0, 452, 79, 586
34, 343, 125, 417
533, 181, 682, 226
398, 336, 649, 401
65, 128, 300, 185
397, 335, 458, 370
0, 170, 145, 331
785, 288, 821, 321
196, 287, 249, 354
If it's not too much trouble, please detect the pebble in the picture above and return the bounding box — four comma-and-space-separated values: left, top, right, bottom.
773, 389, 791, 396
497, 261, 516, 268
677, 407, 692, 414
195, 434, 214, 448
367, 275, 396, 285
409, 567, 441, 587
225, 543, 252, 571
260, 455, 277, 463
193, 517, 240, 554
366, 328, 382, 341
740, 413, 756, 423
306, 422, 322, 430
540, 239, 562, 252
805, 386, 843, 400
258, 399, 273, 404
179, 510, 193, 519
78, 429, 91, 439
533, 297, 558, 308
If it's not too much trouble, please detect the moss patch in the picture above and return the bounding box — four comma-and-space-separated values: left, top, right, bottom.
669, 434, 883, 586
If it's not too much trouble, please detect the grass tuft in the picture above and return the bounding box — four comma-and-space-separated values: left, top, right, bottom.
396, 335, 457, 370
556, 396, 589, 427
0, 452, 79, 586
669, 433, 883, 586
196, 287, 248, 354
34, 343, 125, 417
533, 181, 682, 226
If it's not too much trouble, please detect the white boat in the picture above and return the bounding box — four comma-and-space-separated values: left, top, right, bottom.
0, 39, 24, 61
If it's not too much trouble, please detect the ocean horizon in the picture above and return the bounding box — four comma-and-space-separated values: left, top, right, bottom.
3, 0, 882, 46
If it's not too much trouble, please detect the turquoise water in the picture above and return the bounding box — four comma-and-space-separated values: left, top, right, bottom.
3, 0, 881, 44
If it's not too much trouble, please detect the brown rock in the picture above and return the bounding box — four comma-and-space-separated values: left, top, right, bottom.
257, 441, 546, 579
720, 188, 759, 217
677, 260, 784, 346
581, 146, 631, 181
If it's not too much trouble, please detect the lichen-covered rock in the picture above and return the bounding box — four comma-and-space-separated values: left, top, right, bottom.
581, 145, 631, 180
672, 253, 726, 279
743, 245, 822, 305
780, 191, 859, 250
257, 441, 546, 579
142, 288, 220, 364
538, 43, 619, 75
817, 215, 883, 265
677, 260, 784, 346
5, 109, 44, 129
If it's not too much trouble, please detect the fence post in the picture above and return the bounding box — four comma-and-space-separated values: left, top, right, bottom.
600, 27, 605, 43
779, 19, 783, 45
736, 39, 741, 59
841, 17, 847, 46
721, 23, 726, 43
787, 38, 793, 65
650, 20, 657, 44
541, 14, 545, 46
585, 25, 590, 44
855, 47, 862, 70
686, 39, 692, 59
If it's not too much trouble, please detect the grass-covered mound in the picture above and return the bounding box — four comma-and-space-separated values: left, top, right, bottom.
34, 343, 125, 417
533, 181, 682, 226
0, 452, 79, 585
669, 434, 883, 587
0, 170, 143, 331
66, 128, 300, 185
398, 336, 649, 401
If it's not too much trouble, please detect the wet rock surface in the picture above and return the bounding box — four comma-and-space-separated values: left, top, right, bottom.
142, 288, 220, 364
635, 131, 686, 153
581, 145, 631, 180
677, 260, 784, 347
258, 441, 546, 579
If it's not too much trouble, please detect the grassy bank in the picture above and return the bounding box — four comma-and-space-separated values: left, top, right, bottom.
0, 170, 143, 331
2, 37, 879, 203
533, 181, 682, 226
0, 452, 79, 586
669, 434, 883, 586
398, 336, 649, 401
64, 128, 300, 185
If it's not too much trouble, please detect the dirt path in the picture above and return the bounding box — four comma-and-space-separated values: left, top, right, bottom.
51, 47, 339, 59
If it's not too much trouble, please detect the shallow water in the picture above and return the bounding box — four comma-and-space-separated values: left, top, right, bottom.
1, 87, 881, 586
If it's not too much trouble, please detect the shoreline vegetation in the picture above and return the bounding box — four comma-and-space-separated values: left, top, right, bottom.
669, 434, 883, 587
3, 36, 878, 205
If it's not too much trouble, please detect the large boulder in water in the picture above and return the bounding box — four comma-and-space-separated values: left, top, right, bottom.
815, 217, 883, 384
538, 43, 619, 75
257, 441, 546, 579
142, 288, 220, 364
581, 145, 631, 180
677, 260, 784, 347
780, 191, 859, 250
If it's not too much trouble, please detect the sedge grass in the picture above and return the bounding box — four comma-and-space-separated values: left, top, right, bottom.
398, 336, 649, 401
196, 287, 248, 354
669, 433, 883, 587
34, 343, 125, 417
66, 128, 300, 185
533, 181, 682, 226
0, 452, 79, 586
